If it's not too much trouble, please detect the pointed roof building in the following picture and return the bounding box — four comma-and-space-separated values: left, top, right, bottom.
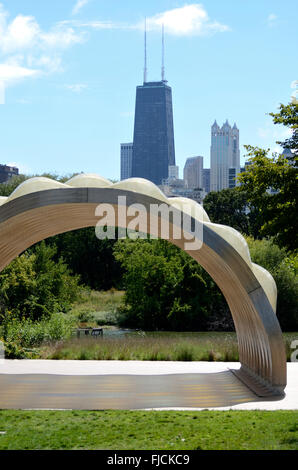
212, 120, 219, 130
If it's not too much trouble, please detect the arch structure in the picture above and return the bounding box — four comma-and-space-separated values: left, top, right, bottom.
0, 174, 287, 397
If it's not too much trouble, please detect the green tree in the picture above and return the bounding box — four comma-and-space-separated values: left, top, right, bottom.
246, 237, 298, 330
238, 102, 298, 251
0, 241, 80, 321
0, 172, 78, 197
0, 174, 28, 196
46, 228, 123, 291
113, 238, 229, 331
113, 237, 297, 332
202, 188, 259, 236
238, 146, 297, 250
270, 102, 298, 162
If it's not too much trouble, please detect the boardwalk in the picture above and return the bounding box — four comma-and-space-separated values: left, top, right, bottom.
0, 361, 297, 410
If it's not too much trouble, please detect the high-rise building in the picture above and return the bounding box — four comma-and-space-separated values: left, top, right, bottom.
122, 23, 176, 185
0, 164, 19, 183
183, 156, 203, 189
120, 143, 133, 180
210, 120, 240, 191
168, 165, 179, 180
228, 167, 238, 188
203, 168, 210, 193
131, 81, 176, 185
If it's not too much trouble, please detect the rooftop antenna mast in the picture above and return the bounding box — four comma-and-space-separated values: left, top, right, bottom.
144, 18, 147, 83
161, 23, 166, 82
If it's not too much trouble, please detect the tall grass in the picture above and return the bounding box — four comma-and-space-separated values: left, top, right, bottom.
40, 331, 297, 362
41, 332, 240, 362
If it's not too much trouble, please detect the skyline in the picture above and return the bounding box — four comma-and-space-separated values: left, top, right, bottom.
0, 0, 297, 179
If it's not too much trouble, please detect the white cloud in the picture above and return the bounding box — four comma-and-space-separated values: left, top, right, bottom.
63, 19, 118, 30
1, 14, 40, 53
0, 63, 39, 83
0, 7, 85, 54
0, 2, 230, 90
40, 25, 85, 48
0, 3, 85, 86
65, 4, 230, 36
144, 4, 230, 36
28, 55, 63, 74
267, 13, 277, 27
72, 0, 89, 16
65, 83, 87, 93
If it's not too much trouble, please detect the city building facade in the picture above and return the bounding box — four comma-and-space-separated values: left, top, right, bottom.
120, 143, 133, 180
203, 168, 210, 193
183, 156, 204, 189
210, 120, 240, 191
159, 180, 206, 203
168, 165, 179, 180
131, 81, 176, 185
0, 164, 19, 183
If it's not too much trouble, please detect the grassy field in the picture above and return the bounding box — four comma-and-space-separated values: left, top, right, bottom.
0, 410, 297, 450
36, 288, 297, 362
70, 289, 125, 327
2, 288, 296, 361
40, 331, 297, 362
41, 332, 239, 361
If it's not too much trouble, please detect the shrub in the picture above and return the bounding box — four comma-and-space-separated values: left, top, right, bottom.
0, 241, 80, 321
76, 310, 94, 324
45, 313, 74, 341
1, 340, 27, 359
246, 237, 298, 330
0, 313, 74, 352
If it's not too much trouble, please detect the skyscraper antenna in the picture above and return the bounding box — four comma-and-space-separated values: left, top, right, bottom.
144, 18, 147, 83
161, 23, 165, 82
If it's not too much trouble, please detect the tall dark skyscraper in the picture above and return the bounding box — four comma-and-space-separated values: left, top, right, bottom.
131, 81, 176, 185
131, 23, 175, 185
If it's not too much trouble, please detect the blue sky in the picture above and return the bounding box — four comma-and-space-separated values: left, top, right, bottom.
0, 0, 297, 180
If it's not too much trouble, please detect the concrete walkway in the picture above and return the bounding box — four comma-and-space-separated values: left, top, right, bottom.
0, 360, 297, 410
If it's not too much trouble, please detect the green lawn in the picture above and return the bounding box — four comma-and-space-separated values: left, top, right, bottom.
0, 410, 297, 450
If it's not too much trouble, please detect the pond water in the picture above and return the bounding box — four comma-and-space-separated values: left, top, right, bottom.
101, 328, 137, 338
76, 328, 238, 340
